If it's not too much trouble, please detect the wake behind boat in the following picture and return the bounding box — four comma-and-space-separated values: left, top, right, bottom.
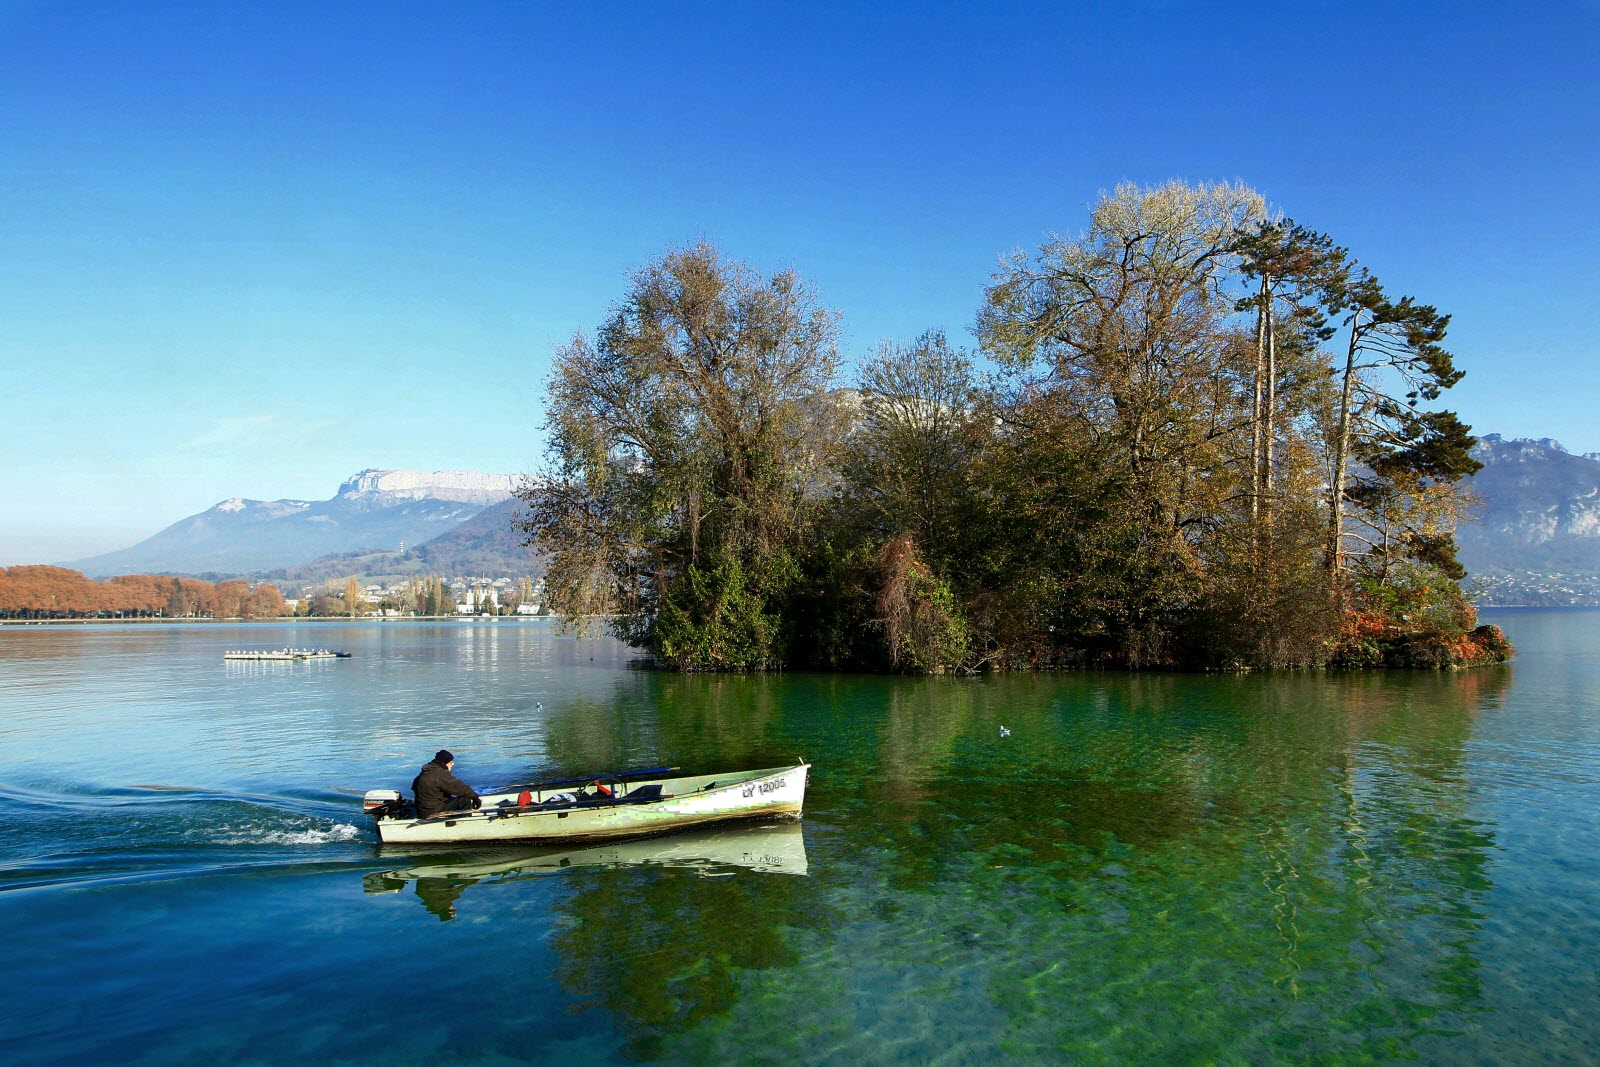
363, 762, 810, 845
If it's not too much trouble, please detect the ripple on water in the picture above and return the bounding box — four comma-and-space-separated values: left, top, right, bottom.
1, 614, 1599, 1064
0, 781, 374, 894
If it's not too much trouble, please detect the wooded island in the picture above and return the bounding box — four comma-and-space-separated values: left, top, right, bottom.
518, 182, 1510, 673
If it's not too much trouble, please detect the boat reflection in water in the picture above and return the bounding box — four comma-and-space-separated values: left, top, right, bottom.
364, 819, 808, 921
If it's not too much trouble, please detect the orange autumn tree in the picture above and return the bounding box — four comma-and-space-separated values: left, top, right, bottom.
0, 567, 287, 620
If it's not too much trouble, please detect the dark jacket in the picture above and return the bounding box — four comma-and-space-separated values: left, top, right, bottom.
412, 760, 479, 818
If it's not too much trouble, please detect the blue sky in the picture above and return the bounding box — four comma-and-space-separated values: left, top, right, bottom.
3, 1, 1597, 564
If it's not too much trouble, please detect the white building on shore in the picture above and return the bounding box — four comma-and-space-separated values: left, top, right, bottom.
456, 582, 500, 614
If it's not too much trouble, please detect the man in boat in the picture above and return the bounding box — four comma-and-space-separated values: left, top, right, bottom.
411, 750, 480, 818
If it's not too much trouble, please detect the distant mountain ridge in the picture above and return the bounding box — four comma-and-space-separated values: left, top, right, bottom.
1459, 435, 1600, 605
336, 468, 516, 504
263, 497, 541, 586
55, 441, 1600, 600
66, 468, 520, 577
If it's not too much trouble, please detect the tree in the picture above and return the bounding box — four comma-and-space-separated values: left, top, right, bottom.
343, 577, 365, 618
977, 181, 1267, 665
505, 190, 1499, 673
516, 241, 843, 669
838, 330, 980, 573
246, 583, 285, 618
1320, 271, 1480, 591
874, 537, 970, 672
214, 580, 249, 618
0, 570, 287, 622
1231, 220, 1347, 534
308, 594, 342, 617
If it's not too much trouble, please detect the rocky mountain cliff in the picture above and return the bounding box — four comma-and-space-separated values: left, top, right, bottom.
336, 468, 516, 504
1459, 435, 1600, 604
66, 469, 519, 577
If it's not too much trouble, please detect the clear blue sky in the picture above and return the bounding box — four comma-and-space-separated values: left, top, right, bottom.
4, 1, 1597, 564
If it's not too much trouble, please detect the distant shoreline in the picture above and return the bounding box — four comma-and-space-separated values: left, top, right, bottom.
1, 606, 1589, 632
0, 615, 560, 628
1479, 604, 1600, 611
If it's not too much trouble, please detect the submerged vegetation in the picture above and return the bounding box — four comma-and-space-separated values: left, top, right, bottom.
516, 181, 1510, 672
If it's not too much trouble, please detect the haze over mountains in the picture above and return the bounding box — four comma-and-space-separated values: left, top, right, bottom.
257, 496, 536, 587
54, 437, 1600, 605
1458, 435, 1600, 604
66, 469, 527, 577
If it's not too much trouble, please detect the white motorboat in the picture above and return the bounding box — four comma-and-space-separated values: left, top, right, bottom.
363, 762, 810, 845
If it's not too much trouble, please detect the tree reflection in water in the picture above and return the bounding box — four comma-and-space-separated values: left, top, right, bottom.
661, 667, 1508, 1062
363, 664, 1513, 1062
365, 820, 825, 1061
549, 845, 832, 1060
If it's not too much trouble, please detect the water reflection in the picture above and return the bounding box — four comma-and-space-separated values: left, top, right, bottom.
546, 826, 834, 1061
363, 815, 831, 1061
537, 665, 1514, 1062
366, 820, 809, 921
10, 617, 1582, 1064
389, 660, 1516, 1061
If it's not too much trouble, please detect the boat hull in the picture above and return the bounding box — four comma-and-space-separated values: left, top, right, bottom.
369, 820, 810, 889
373, 763, 810, 845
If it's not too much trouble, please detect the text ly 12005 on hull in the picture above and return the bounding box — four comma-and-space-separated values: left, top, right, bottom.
365, 763, 810, 845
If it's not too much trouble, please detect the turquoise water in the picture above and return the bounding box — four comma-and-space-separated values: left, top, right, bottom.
0, 611, 1597, 1064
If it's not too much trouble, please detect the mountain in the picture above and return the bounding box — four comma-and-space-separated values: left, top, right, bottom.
67, 469, 519, 577
265, 497, 542, 585
1459, 435, 1600, 605
407, 497, 533, 574
332, 468, 515, 504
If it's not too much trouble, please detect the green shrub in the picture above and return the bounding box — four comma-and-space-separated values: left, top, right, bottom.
651, 552, 796, 671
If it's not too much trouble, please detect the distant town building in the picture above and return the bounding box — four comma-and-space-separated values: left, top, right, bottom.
456, 582, 500, 614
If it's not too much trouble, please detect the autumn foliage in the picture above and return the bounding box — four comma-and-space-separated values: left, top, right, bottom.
0, 566, 286, 620
1326, 575, 1511, 669
526, 191, 1506, 673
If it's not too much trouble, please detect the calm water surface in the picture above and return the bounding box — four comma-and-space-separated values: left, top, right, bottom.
1, 612, 1597, 1064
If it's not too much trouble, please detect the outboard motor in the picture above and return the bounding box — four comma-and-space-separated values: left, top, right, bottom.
363, 789, 407, 819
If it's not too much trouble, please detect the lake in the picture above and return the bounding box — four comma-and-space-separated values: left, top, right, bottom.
1, 611, 1597, 1064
